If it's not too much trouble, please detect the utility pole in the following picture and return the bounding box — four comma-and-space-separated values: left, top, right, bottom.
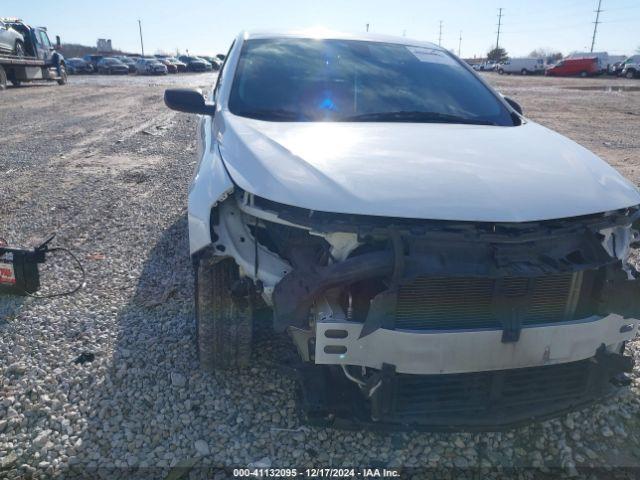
590, 0, 603, 53
458, 31, 462, 57
496, 8, 503, 49
138, 19, 145, 57
366, 23, 370, 32
438, 20, 443, 47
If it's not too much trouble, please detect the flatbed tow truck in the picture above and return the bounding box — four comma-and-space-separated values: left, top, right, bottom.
0, 18, 66, 90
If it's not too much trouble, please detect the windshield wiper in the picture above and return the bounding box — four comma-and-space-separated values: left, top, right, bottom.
235, 108, 309, 121
339, 111, 497, 125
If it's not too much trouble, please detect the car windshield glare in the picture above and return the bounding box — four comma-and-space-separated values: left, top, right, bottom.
229, 38, 516, 126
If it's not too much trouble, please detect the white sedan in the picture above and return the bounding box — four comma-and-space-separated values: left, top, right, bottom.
163, 30, 640, 429
135, 57, 167, 75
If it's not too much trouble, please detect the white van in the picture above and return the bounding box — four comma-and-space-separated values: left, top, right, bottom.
497, 57, 545, 75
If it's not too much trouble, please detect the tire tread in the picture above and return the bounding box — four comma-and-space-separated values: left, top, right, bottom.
195, 257, 252, 371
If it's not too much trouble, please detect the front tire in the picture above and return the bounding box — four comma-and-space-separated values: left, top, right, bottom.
521, 69, 528, 75
498, 68, 504, 75
57, 65, 67, 85
626, 70, 636, 79
0, 66, 6, 90
579, 71, 588, 78
195, 257, 253, 371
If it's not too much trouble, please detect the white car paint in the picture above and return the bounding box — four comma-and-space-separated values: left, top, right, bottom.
188, 30, 640, 255
0, 20, 23, 54
217, 113, 640, 223
315, 311, 636, 375
498, 57, 545, 74
181, 30, 640, 387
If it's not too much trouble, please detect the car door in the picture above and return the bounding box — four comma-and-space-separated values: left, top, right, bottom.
38, 30, 55, 62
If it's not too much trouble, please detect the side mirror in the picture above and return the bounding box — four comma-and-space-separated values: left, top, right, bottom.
164, 89, 216, 116
504, 97, 523, 115
56, 35, 61, 49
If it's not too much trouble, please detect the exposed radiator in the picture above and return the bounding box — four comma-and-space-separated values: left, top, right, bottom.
395, 272, 582, 330
389, 359, 593, 422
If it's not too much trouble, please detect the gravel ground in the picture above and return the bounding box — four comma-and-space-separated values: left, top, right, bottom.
1, 73, 640, 479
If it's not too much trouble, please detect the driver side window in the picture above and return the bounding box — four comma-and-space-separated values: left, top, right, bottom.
39, 31, 52, 48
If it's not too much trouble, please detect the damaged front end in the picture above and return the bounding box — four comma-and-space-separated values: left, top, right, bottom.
211, 190, 640, 429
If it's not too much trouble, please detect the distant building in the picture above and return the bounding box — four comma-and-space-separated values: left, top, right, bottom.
97, 39, 113, 53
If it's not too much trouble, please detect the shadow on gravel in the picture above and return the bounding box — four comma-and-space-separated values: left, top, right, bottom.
0, 295, 25, 330
68, 214, 300, 480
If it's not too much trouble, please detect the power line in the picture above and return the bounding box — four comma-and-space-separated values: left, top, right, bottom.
438, 20, 443, 46
590, 0, 603, 53
496, 8, 504, 49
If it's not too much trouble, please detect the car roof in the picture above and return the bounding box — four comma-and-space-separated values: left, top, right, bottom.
240, 29, 442, 50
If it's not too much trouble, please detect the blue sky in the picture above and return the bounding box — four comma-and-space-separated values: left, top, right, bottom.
9, 0, 640, 58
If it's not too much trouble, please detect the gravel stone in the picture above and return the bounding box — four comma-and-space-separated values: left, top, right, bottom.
194, 440, 210, 456
170, 372, 186, 387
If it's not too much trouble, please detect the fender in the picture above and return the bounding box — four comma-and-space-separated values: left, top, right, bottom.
188, 117, 234, 255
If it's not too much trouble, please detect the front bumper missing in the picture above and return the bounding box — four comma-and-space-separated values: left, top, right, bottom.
298, 348, 633, 431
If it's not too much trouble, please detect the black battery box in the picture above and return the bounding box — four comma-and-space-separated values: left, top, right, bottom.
0, 238, 49, 295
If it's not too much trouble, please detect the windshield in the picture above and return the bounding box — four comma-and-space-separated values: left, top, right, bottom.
229, 38, 515, 125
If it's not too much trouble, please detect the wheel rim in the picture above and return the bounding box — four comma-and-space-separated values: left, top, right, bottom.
627, 72, 634, 79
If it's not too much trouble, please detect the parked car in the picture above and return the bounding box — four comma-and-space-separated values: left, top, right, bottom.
135, 57, 167, 75
66, 57, 93, 74
163, 30, 640, 429
545, 57, 599, 77
97, 57, 129, 75
497, 57, 545, 75
216, 53, 225, 61
608, 61, 624, 76
201, 56, 221, 71
165, 57, 187, 72
157, 57, 178, 73
115, 56, 137, 73
178, 55, 208, 72
620, 55, 640, 79
82, 54, 105, 69
199, 58, 214, 71
0, 18, 25, 55
606, 55, 626, 75
474, 61, 497, 72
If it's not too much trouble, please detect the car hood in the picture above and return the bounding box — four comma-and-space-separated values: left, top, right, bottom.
218, 113, 640, 222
